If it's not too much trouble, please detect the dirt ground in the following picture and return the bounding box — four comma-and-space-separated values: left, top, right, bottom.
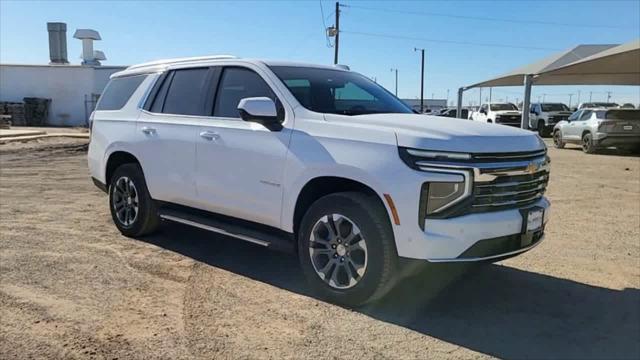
1, 137, 639, 359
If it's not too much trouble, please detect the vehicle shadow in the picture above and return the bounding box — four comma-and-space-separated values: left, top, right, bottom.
141, 223, 640, 359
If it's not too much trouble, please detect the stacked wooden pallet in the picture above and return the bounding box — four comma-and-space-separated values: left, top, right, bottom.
0, 102, 25, 126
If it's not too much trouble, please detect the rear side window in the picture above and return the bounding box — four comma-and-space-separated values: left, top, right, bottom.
96, 75, 146, 110
162, 68, 209, 116
214, 68, 277, 118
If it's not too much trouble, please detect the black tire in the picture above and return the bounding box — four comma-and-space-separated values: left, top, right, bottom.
537, 122, 548, 137
297, 192, 398, 307
108, 163, 159, 237
582, 133, 597, 154
553, 130, 565, 149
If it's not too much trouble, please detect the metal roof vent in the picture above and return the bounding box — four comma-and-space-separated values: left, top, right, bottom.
47, 22, 69, 64
73, 29, 104, 66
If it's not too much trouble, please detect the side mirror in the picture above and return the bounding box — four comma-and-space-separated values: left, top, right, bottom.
237, 97, 282, 130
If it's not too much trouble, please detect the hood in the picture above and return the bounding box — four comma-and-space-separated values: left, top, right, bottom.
546, 111, 573, 116
324, 113, 544, 153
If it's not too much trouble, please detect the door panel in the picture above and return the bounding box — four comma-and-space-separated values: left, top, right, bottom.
194, 66, 292, 228
194, 120, 290, 227
136, 112, 198, 205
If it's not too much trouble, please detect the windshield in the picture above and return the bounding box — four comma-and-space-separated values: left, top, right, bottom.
541, 103, 569, 112
490, 103, 518, 111
269, 66, 413, 116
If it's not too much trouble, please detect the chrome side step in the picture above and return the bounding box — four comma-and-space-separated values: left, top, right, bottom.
160, 214, 269, 247
156, 204, 295, 253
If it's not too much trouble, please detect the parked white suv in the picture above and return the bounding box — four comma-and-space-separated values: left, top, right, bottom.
88, 56, 550, 306
470, 102, 522, 127
553, 108, 640, 153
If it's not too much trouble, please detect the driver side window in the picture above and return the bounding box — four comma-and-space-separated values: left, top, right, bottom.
213, 67, 278, 119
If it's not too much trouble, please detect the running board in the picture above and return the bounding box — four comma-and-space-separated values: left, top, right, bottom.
158, 205, 294, 253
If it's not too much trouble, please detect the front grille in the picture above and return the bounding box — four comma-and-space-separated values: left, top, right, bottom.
549, 115, 568, 123
472, 170, 549, 211
496, 115, 521, 126
472, 149, 547, 162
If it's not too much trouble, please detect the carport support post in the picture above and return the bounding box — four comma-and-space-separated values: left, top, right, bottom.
521, 74, 533, 129
456, 87, 464, 119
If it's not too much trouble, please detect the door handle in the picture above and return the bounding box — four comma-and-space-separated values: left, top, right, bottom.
141, 126, 156, 135
200, 131, 220, 141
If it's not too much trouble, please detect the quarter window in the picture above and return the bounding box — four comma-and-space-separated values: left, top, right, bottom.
96, 75, 146, 111
214, 68, 277, 118
161, 68, 209, 116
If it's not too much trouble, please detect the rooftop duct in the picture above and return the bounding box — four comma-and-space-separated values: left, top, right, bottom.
47, 22, 69, 64
73, 29, 103, 66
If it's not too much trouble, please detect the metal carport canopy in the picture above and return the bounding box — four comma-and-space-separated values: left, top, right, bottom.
456, 39, 640, 128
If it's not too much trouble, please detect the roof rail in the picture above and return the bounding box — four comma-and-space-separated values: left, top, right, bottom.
127, 55, 236, 70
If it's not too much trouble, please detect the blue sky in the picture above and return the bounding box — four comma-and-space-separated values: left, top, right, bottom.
1, 0, 639, 105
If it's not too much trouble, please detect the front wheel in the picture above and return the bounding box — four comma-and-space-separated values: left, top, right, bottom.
538, 122, 548, 137
298, 192, 398, 307
109, 163, 160, 237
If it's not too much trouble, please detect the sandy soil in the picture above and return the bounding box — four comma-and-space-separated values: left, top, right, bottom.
1, 138, 638, 359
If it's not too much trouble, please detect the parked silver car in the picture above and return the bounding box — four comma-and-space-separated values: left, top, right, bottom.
553, 109, 640, 153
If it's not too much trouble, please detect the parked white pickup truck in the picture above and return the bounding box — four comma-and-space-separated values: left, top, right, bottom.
529, 102, 572, 137
88, 56, 550, 306
470, 102, 522, 127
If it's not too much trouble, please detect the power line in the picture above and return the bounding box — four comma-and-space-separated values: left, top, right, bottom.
319, 1, 333, 48
341, 30, 561, 51
347, 4, 636, 30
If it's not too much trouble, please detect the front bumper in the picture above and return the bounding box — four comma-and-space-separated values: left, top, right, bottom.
422, 197, 550, 262
430, 232, 545, 263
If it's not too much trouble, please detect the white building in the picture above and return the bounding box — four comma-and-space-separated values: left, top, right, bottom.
0, 64, 124, 126
0, 23, 125, 126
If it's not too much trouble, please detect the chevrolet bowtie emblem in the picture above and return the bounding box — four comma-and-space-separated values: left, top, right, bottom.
526, 162, 538, 175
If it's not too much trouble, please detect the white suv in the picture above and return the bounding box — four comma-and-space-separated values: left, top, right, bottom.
88, 56, 551, 306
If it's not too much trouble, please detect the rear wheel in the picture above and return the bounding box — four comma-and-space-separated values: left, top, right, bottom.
553, 130, 565, 149
582, 133, 597, 154
298, 192, 398, 307
109, 163, 159, 237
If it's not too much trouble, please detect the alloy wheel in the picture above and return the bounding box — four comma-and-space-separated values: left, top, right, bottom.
308, 214, 368, 289
112, 176, 139, 227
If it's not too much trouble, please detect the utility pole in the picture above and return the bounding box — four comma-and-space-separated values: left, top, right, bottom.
576, 90, 581, 106
479, 88, 482, 106
414, 48, 425, 113
333, 2, 340, 64
446, 89, 450, 105
606, 91, 612, 102
489, 87, 492, 103
568, 93, 573, 108
589, 91, 593, 102
390, 68, 398, 96
542, 93, 546, 102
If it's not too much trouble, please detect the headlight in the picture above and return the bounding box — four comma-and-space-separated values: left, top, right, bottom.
425, 182, 466, 214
